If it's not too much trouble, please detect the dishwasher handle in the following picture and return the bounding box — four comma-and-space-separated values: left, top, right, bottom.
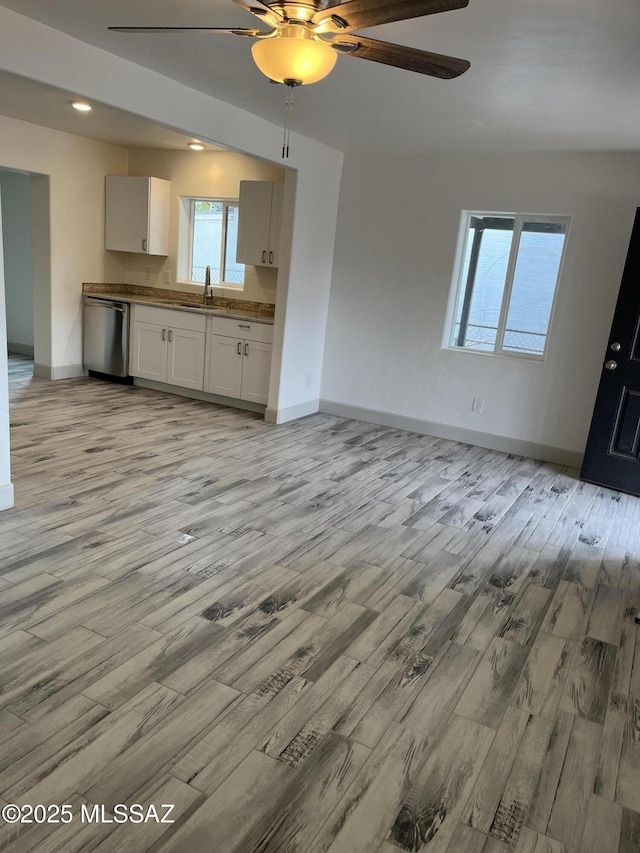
84, 298, 126, 313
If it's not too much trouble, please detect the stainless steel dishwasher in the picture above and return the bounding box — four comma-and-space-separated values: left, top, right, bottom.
83, 296, 131, 380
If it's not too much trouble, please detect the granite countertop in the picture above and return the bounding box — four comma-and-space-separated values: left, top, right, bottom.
82, 284, 275, 326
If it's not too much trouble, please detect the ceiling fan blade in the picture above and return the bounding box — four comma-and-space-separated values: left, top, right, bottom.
314, 0, 468, 32
108, 26, 266, 36
328, 34, 469, 78
231, 0, 284, 27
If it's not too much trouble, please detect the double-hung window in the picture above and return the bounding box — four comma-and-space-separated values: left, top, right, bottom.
187, 199, 244, 287
446, 212, 569, 358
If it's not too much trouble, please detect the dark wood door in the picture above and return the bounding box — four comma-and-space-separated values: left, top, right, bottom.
581, 208, 640, 496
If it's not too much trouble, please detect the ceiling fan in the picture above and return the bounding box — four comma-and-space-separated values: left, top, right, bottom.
109, 0, 471, 88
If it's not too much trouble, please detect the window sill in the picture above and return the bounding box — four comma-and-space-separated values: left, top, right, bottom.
442, 345, 546, 363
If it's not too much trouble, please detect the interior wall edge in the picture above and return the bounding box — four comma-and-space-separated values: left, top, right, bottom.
319, 398, 584, 469
33, 362, 51, 379
265, 398, 320, 424
49, 364, 85, 380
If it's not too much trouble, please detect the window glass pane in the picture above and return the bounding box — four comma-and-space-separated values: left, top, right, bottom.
503, 222, 566, 355
191, 201, 223, 284
224, 204, 245, 285
453, 217, 514, 351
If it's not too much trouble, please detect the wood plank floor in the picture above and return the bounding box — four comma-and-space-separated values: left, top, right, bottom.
1, 353, 639, 852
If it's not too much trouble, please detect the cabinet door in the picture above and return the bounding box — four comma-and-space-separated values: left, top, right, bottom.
147, 177, 171, 256
131, 321, 167, 382
166, 328, 206, 390
206, 335, 244, 398
105, 176, 170, 255
240, 340, 272, 404
267, 182, 284, 268
236, 181, 273, 267
105, 176, 150, 254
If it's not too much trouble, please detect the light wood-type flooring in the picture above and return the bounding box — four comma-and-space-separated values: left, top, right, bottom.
1, 353, 639, 853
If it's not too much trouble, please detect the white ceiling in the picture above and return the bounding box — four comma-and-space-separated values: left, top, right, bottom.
0, 70, 222, 151
0, 0, 639, 155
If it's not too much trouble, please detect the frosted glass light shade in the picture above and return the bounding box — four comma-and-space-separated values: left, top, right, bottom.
251, 32, 337, 85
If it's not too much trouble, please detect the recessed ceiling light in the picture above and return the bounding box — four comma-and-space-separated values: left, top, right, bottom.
188, 142, 205, 151
71, 101, 92, 112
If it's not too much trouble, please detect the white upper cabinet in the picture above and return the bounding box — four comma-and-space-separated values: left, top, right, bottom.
105, 176, 171, 256
236, 181, 284, 268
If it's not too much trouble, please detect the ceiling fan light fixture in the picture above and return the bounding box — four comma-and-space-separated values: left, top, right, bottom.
251, 27, 337, 85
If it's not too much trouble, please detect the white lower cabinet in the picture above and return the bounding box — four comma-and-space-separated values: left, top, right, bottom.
131, 305, 272, 404
207, 334, 244, 398
166, 327, 206, 389
132, 320, 167, 383
131, 305, 206, 390
205, 317, 273, 405
239, 340, 272, 404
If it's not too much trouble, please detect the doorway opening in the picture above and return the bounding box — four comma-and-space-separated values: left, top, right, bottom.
0, 168, 51, 510
0, 167, 50, 379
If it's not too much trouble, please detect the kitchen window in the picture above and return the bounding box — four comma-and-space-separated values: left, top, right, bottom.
187, 198, 245, 287
445, 212, 569, 359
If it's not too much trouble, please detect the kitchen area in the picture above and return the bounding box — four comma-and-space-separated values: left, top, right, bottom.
0, 57, 343, 514
4, 137, 288, 417
82, 151, 285, 414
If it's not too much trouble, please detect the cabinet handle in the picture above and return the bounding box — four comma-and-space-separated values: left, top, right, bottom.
269, 251, 273, 265
244, 342, 249, 357
238, 324, 250, 329
142, 238, 147, 252
262, 250, 267, 264
161, 328, 166, 341
168, 329, 173, 343
237, 342, 242, 355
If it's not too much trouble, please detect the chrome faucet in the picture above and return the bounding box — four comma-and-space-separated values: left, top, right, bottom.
203, 265, 211, 306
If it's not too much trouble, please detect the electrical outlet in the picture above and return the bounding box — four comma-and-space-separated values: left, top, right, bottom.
163, 270, 171, 284
145, 267, 151, 281
471, 398, 485, 414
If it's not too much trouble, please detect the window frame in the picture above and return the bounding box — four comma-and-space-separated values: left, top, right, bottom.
443, 210, 570, 361
184, 196, 244, 289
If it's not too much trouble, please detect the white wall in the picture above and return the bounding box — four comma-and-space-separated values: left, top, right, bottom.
122, 148, 285, 306
322, 152, 640, 458
0, 114, 127, 374
0, 169, 34, 353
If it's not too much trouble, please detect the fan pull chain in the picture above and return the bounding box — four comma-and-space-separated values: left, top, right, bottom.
282, 84, 295, 159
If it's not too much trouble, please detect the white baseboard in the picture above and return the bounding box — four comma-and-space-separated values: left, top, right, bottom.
265, 398, 319, 424
134, 379, 266, 414
319, 399, 584, 468
0, 482, 15, 511
51, 364, 85, 380
34, 363, 84, 380
8, 343, 34, 356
